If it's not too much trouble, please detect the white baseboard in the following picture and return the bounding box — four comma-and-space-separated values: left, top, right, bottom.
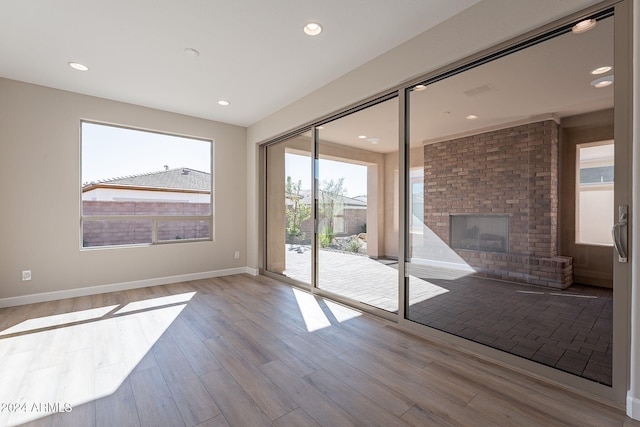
628, 393, 640, 420
0, 267, 250, 308
244, 267, 259, 276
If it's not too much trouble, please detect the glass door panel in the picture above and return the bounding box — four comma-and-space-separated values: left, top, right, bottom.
266, 132, 313, 284
316, 97, 399, 313
406, 14, 616, 385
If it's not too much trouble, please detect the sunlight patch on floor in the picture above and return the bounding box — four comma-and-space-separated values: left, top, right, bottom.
0, 292, 194, 427
0, 305, 118, 337
293, 288, 331, 332
323, 299, 362, 322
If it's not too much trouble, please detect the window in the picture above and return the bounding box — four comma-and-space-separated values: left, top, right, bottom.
81, 122, 213, 248
576, 141, 614, 245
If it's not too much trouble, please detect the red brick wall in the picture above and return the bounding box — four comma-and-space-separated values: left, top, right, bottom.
423, 120, 571, 288
82, 201, 211, 247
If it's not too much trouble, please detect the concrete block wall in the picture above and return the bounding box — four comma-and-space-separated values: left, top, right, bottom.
82, 201, 211, 246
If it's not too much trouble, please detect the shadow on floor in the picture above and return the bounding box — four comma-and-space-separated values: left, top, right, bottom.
405, 268, 612, 385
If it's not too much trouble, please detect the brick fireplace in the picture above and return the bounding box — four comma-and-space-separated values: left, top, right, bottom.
423, 119, 572, 289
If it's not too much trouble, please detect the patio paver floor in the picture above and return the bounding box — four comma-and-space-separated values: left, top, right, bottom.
283, 245, 612, 385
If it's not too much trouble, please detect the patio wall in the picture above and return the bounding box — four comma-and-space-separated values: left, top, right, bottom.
82, 201, 211, 246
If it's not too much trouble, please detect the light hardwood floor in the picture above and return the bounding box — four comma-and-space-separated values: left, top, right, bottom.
0, 274, 638, 427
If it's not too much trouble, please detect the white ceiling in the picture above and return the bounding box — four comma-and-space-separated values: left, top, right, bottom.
0, 0, 480, 127
318, 15, 614, 152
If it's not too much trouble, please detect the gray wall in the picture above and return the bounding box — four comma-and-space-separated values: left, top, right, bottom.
0, 78, 247, 300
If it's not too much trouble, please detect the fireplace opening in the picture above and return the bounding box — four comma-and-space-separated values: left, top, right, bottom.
450, 214, 509, 253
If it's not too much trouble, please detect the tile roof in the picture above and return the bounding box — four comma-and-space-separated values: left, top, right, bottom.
84, 168, 211, 192
288, 189, 367, 207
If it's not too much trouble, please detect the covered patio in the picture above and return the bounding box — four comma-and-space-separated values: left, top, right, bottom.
283, 246, 613, 385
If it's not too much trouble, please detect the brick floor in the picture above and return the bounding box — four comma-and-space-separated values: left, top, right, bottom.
282, 245, 613, 385
406, 270, 612, 385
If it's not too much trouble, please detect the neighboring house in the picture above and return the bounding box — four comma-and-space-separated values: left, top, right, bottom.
82, 168, 212, 246
82, 167, 211, 203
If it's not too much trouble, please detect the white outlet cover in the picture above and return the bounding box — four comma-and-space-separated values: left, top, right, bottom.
22, 270, 32, 281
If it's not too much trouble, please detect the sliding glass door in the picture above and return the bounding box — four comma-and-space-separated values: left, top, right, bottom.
262, 2, 631, 402
265, 132, 313, 284
315, 97, 399, 313
405, 11, 623, 387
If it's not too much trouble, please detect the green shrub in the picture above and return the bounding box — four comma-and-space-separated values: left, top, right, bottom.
318, 226, 334, 248
347, 239, 362, 253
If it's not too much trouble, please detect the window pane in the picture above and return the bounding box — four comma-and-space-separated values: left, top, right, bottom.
406, 14, 614, 386
317, 97, 399, 313
576, 141, 614, 245
265, 132, 313, 284
157, 220, 210, 242
82, 219, 152, 247
81, 122, 212, 247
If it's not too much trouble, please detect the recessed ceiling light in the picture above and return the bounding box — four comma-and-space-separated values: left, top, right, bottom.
590, 75, 614, 88
304, 22, 322, 36
591, 66, 612, 75
184, 48, 200, 57
367, 138, 380, 145
218, 100, 230, 106
358, 135, 367, 139
466, 115, 478, 120
68, 62, 89, 71
413, 84, 427, 91
571, 19, 597, 34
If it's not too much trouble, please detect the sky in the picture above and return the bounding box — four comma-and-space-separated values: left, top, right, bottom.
285, 153, 367, 197
82, 122, 212, 184
82, 123, 367, 196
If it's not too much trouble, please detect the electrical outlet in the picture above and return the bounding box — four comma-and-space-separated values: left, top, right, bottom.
22, 270, 32, 281
234, 251, 240, 259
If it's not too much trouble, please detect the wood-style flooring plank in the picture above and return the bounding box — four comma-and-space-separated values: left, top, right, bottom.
129, 367, 185, 427
167, 316, 222, 376
205, 337, 297, 421
152, 334, 221, 426
95, 378, 141, 427
259, 360, 359, 427
336, 348, 494, 425
199, 368, 274, 427
231, 319, 316, 377
466, 393, 559, 427
273, 409, 321, 427
195, 414, 231, 427
305, 368, 412, 427
49, 401, 95, 427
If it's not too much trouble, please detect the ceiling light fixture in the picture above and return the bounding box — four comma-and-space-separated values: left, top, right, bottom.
218, 100, 230, 106
367, 138, 380, 145
68, 62, 89, 71
413, 84, 426, 91
590, 75, 614, 88
304, 22, 322, 36
358, 135, 367, 139
184, 48, 200, 57
571, 19, 597, 34
466, 115, 478, 120
591, 66, 612, 75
